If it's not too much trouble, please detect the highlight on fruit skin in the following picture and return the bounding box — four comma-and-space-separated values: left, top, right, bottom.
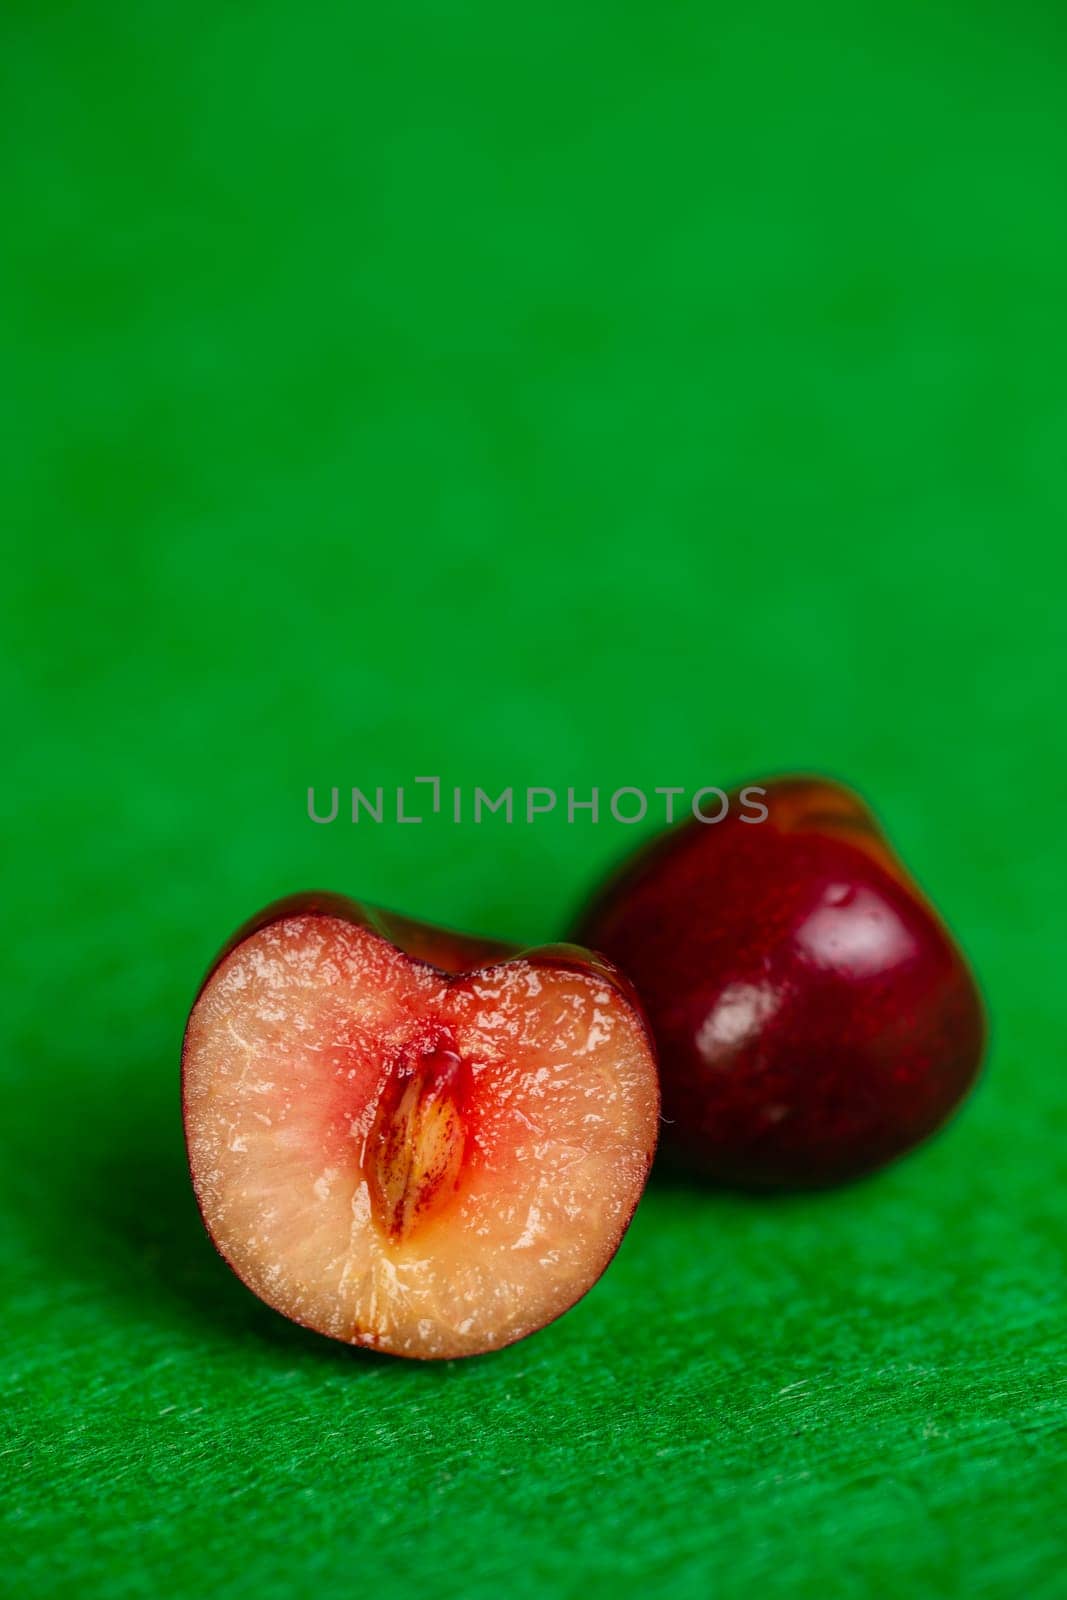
577, 776, 986, 1190
182, 893, 659, 1360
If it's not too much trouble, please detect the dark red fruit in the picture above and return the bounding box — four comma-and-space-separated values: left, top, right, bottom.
577, 777, 985, 1188
183, 893, 659, 1358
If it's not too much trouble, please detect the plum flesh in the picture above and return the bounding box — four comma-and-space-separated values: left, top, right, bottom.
183, 896, 659, 1358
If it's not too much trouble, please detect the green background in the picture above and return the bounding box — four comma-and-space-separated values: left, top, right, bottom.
3, 2, 1065, 1595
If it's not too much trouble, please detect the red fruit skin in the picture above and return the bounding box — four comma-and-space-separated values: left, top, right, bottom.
203, 891, 520, 988
577, 777, 986, 1189
198, 891, 651, 1014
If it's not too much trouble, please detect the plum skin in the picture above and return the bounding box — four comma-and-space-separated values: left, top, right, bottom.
577, 776, 986, 1189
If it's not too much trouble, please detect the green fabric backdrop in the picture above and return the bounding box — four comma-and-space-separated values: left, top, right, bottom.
3, 3, 1064, 1596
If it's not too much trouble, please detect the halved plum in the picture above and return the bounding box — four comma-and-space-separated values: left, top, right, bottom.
182, 895, 659, 1359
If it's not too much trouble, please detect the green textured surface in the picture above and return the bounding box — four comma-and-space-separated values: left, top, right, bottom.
3, 2, 1065, 1595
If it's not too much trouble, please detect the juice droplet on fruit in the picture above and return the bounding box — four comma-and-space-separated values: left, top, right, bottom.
368, 1046, 469, 1243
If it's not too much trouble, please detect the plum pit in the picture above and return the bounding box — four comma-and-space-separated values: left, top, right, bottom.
368, 1043, 471, 1244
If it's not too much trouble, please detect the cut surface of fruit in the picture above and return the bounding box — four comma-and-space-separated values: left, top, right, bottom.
183, 902, 658, 1359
